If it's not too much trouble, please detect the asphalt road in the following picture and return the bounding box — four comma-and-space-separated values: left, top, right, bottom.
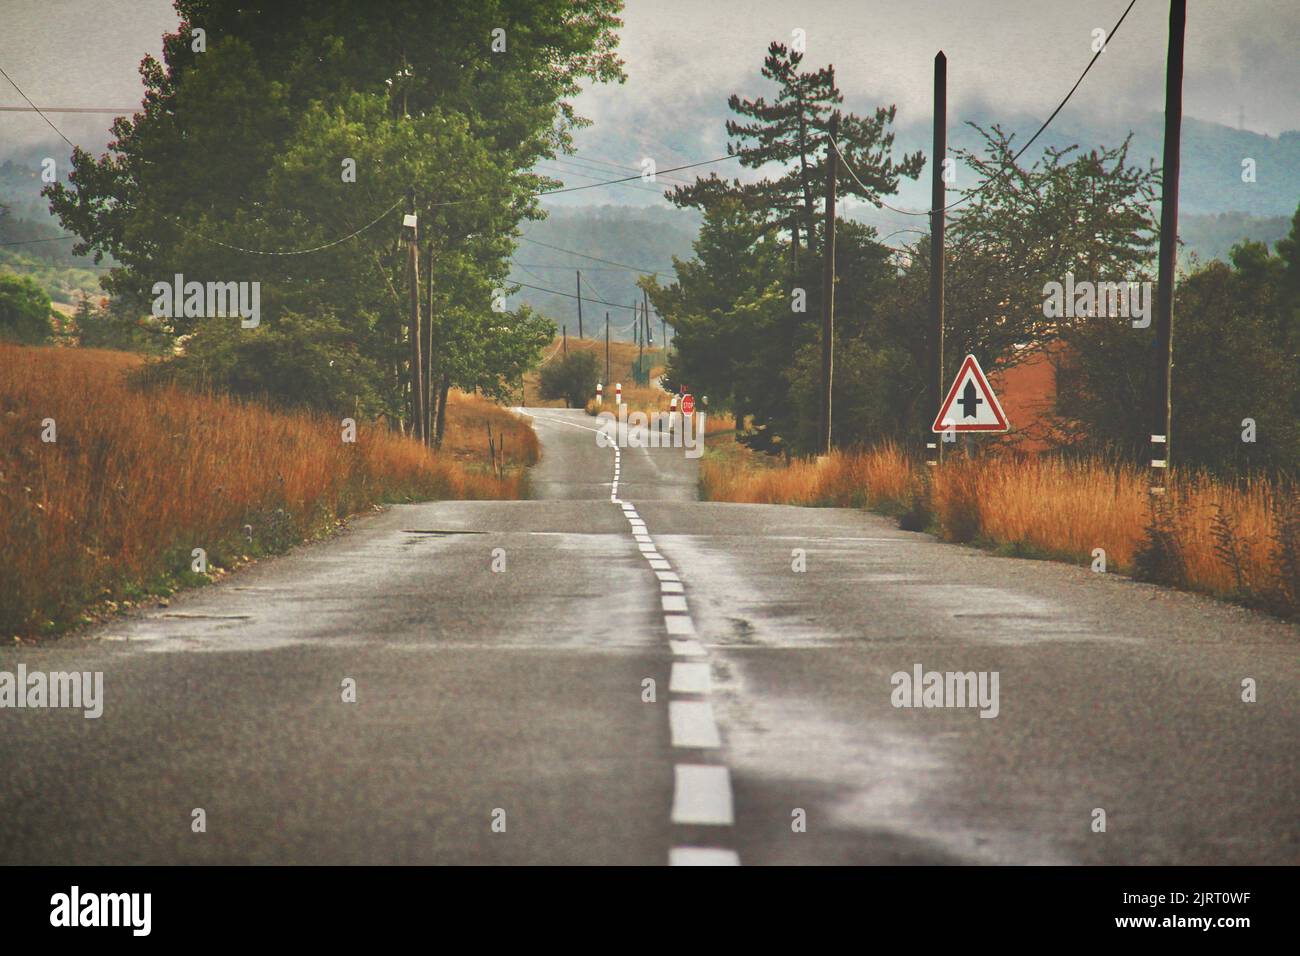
1, 407, 1296, 865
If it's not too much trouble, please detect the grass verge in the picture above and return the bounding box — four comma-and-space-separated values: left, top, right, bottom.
0, 344, 536, 639
700, 441, 1298, 618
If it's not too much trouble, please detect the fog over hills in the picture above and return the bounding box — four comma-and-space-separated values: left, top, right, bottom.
2, 0, 1295, 322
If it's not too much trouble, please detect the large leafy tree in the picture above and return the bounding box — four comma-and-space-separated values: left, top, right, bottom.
44, 0, 622, 423
950, 124, 1160, 340
1058, 238, 1299, 475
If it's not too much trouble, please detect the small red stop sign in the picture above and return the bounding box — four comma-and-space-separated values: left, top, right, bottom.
681, 394, 695, 415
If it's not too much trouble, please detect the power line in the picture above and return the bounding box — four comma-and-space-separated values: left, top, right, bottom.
512, 278, 644, 313
0, 64, 77, 150
575, 268, 616, 308
0, 63, 744, 258
964, 0, 1141, 213
0, 106, 136, 113
535, 153, 742, 198
535, 161, 665, 196
830, 137, 929, 217
512, 261, 648, 272
0, 233, 79, 247
516, 235, 672, 273
176, 197, 407, 256
830, 0, 1138, 217
548, 153, 695, 186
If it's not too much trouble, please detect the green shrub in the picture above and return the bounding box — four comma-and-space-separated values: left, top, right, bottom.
539, 350, 600, 408
0, 272, 55, 344
133, 309, 388, 416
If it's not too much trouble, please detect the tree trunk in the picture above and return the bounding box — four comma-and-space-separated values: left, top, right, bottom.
434, 372, 451, 449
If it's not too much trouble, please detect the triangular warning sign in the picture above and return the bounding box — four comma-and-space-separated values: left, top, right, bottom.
931, 354, 1009, 433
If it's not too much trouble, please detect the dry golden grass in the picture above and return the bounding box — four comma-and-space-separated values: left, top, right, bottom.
701, 441, 1295, 614
701, 442, 910, 507
0, 344, 534, 637
440, 388, 540, 470
523, 337, 667, 409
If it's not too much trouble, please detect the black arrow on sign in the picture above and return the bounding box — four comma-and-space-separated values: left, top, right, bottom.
958, 379, 983, 418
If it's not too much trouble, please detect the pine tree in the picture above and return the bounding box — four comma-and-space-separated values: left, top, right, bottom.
667, 42, 923, 259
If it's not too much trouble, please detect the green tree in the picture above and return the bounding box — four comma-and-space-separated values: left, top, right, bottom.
869, 124, 1163, 448
539, 350, 600, 408
0, 273, 55, 345
668, 41, 922, 261
1059, 242, 1299, 475
651, 199, 787, 426
75, 293, 170, 353
44, 0, 623, 421
135, 310, 388, 416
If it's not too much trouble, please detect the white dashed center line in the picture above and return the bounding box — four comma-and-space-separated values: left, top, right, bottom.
669, 700, 723, 748
669, 661, 712, 694
547, 409, 739, 865
669, 847, 740, 866
669, 639, 707, 659
671, 765, 735, 825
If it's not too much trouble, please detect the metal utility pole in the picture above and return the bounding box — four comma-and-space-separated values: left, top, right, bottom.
817, 111, 839, 456
576, 270, 584, 338
926, 52, 947, 468
637, 302, 644, 377
404, 187, 423, 442
605, 312, 611, 385
1151, 0, 1185, 493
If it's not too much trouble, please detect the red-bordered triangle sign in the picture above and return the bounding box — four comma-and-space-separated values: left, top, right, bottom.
931, 354, 1009, 433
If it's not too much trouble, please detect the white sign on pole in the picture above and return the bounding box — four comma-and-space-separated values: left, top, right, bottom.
931, 354, 1009, 433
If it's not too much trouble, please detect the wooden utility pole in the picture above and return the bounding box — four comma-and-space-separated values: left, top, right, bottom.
405, 187, 424, 442
926, 52, 947, 468
643, 287, 652, 348
1151, 0, 1186, 492
425, 243, 435, 447
605, 312, 611, 385
562, 324, 567, 355
817, 111, 839, 456
576, 270, 584, 338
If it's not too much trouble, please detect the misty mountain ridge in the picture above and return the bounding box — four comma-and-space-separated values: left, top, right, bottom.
565, 90, 1299, 218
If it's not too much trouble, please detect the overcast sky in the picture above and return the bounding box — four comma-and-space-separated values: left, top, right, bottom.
1, 0, 1296, 154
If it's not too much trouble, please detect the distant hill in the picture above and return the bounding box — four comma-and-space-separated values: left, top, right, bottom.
887, 110, 1300, 219
553, 98, 1300, 264
509, 205, 698, 342
7, 101, 1295, 314
565, 92, 1300, 221
1179, 212, 1291, 265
